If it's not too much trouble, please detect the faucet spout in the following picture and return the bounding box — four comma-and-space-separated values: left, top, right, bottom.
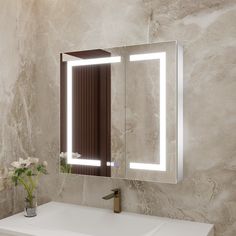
102, 193, 115, 200
102, 188, 121, 213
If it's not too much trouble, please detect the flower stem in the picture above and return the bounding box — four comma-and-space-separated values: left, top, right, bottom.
18, 177, 34, 208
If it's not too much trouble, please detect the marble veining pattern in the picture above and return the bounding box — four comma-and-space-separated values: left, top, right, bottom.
0, 1, 235, 236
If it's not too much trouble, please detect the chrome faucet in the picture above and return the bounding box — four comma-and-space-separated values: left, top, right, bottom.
102, 188, 121, 213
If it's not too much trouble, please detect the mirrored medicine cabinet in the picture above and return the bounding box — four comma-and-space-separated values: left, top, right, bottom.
60, 41, 183, 184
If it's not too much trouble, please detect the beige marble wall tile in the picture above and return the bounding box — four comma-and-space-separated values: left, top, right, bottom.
0, 0, 39, 218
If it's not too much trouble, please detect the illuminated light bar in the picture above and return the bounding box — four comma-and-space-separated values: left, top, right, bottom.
130, 52, 163, 61
129, 52, 166, 172
69, 158, 101, 167
69, 56, 121, 66
129, 163, 165, 171
67, 61, 73, 166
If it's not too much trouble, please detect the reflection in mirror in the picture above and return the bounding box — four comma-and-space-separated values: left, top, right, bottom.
60, 41, 183, 183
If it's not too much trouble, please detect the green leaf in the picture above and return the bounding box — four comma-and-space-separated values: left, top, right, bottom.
26, 169, 33, 176
36, 164, 48, 175
14, 168, 26, 177
12, 175, 18, 186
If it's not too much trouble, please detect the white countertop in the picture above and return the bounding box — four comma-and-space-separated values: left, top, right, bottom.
0, 202, 214, 236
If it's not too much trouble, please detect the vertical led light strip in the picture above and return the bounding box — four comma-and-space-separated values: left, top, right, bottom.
129, 52, 166, 171
159, 52, 166, 171
66, 56, 121, 166
67, 61, 73, 165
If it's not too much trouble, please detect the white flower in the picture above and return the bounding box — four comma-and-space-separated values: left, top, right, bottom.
60, 152, 81, 159
11, 161, 21, 168
11, 157, 32, 169
43, 161, 48, 167
19, 158, 31, 167
60, 152, 66, 159
28, 157, 39, 164
73, 152, 81, 158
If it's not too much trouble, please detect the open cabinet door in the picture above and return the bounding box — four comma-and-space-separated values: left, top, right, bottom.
60, 50, 111, 177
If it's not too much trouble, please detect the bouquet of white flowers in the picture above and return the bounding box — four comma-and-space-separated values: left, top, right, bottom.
10, 157, 48, 217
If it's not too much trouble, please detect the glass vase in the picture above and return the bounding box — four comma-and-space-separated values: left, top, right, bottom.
24, 195, 37, 217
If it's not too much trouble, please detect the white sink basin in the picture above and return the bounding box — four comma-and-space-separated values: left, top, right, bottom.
0, 202, 214, 236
